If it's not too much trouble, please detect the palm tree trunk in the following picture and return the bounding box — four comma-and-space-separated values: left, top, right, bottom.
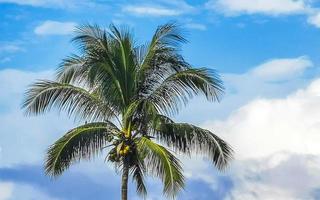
121, 163, 129, 200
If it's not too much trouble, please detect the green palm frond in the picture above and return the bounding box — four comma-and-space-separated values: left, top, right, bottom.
152, 115, 233, 170
45, 122, 120, 177
131, 160, 147, 197
22, 80, 117, 121
72, 23, 109, 52
146, 68, 224, 115
137, 137, 184, 198
122, 99, 159, 131
137, 23, 188, 94
72, 24, 139, 111
56, 54, 89, 84
108, 24, 138, 106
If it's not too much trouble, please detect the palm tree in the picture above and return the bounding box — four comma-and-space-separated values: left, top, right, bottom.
22, 22, 233, 200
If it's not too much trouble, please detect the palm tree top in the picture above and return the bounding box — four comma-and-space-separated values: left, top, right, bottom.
22, 22, 233, 200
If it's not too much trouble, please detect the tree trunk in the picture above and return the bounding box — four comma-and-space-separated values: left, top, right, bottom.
121, 162, 129, 200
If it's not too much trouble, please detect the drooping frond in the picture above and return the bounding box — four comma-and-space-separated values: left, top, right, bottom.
22, 80, 117, 121
136, 137, 184, 198
45, 122, 120, 177
152, 115, 233, 170
56, 54, 89, 84
131, 160, 147, 197
146, 68, 224, 115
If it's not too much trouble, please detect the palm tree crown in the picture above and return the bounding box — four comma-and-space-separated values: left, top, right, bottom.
22, 22, 233, 200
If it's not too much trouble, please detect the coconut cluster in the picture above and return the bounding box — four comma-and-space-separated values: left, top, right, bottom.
119, 145, 130, 156
108, 143, 132, 162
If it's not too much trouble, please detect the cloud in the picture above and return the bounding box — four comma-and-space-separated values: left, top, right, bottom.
207, 0, 307, 16
0, 44, 22, 53
198, 74, 320, 199
0, 182, 13, 200
0, 44, 23, 64
205, 77, 320, 159
122, 0, 194, 17
308, 11, 320, 28
250, 56, 313, 81
123, 5, 181, 17
34, 20, 77, 36
206, 0, 320, 29
224, 153, 320, 200
185, 23, 207, 31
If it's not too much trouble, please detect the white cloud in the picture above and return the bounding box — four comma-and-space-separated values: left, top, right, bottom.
250, 56, 313, 81
122, 0, 194, 17
205, 77, 320, 159
123, 5, 181, 17
207, 0, 307, 16
224, 153, 320, 200
0, 182, 13, 200
196, 75, 320, 199
34, 20, 77, 36
308, 11, 320, 28
185, 23, 207, 31
206, 0, 320, 29
0, 44, 22, 53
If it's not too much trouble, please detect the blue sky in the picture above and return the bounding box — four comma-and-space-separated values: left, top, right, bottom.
1, 0, 320, 199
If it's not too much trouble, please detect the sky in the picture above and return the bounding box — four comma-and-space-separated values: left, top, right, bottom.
1, 0, 320, 199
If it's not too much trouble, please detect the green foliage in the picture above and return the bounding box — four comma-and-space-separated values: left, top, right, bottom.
45, 122, 120, 177
136, 137, 184, 198
131, 159, 147, 197
22, 22, 233, 199
151, 115, 233, 170
22, 80, 117, 122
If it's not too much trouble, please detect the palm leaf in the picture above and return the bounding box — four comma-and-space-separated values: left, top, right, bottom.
56, 54, 89, 84
131, 160, 147, 197
136, 137, 184, 198
72, 23, 109, 52
45, 122, 120, 177
146, 68, 224, 115
22, 80, 117, 121
137, 23, 188, 96
140, 22, 186, 71
152, 115, 233, 170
